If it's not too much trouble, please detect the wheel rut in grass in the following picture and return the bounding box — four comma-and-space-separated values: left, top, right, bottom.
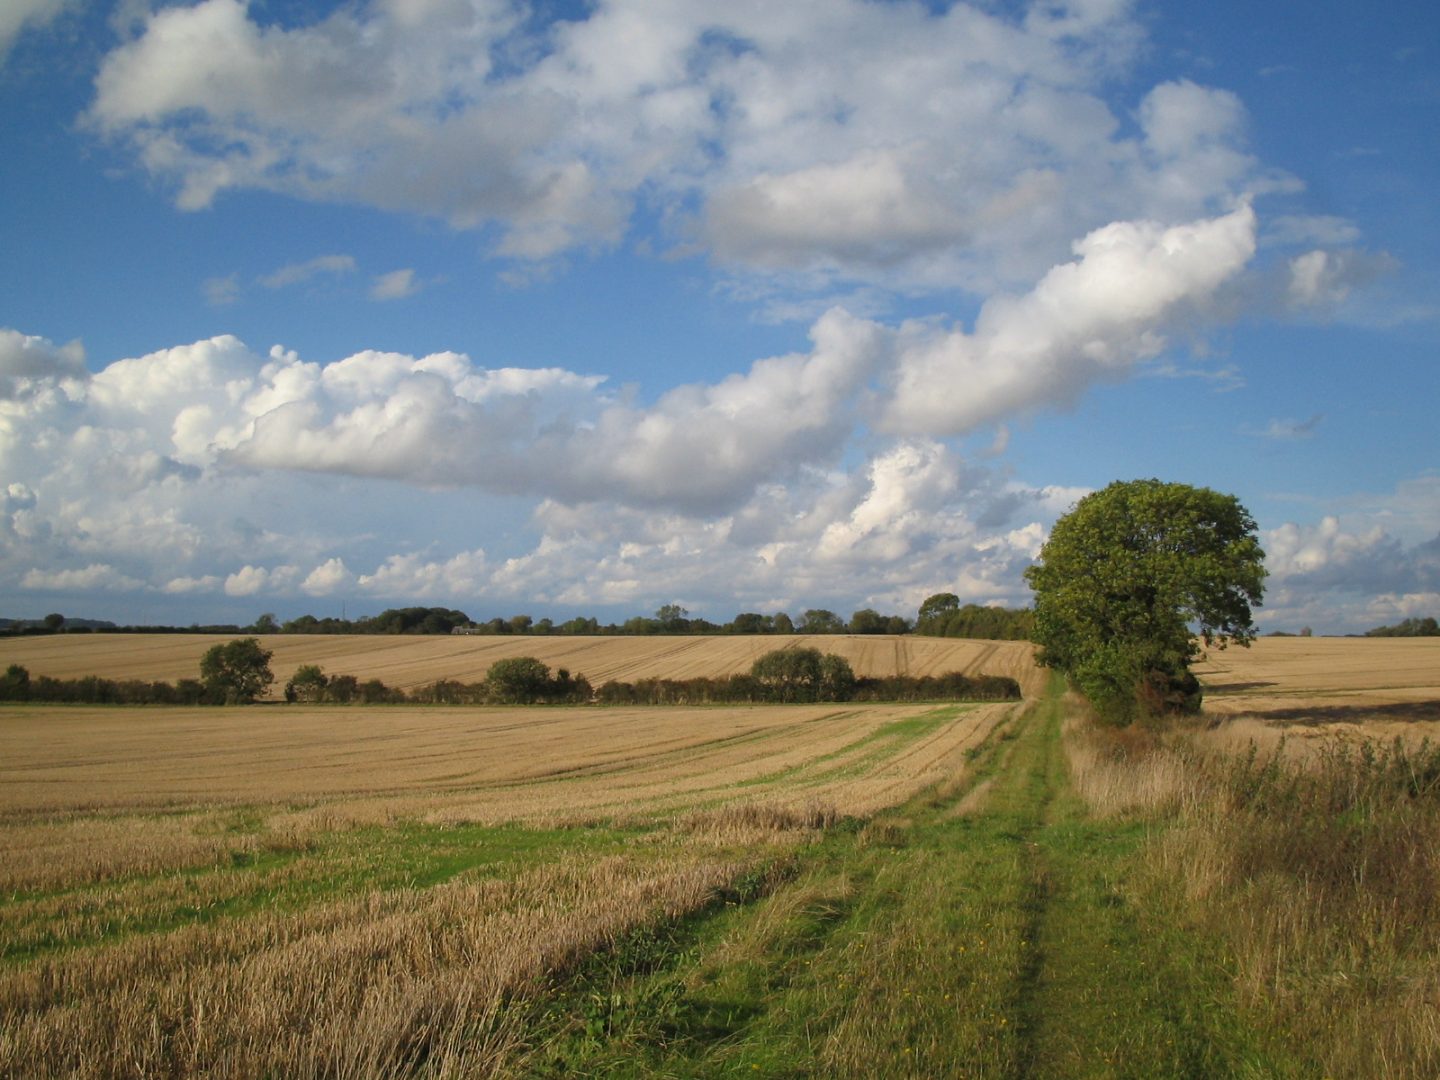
1001, 687, 1063, 1079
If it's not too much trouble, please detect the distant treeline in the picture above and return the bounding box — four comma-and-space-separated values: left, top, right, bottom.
0, 615, 117, 633
0, 665, 412, 706
1364, 616, 1438, 637
279, 606, 918, 637
2, 648, 1021, 707
5, 598, 1037, 642
914, 595, 1034, 640
0, 606, 901, 638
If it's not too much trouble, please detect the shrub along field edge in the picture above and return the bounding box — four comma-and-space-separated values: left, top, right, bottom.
0, 647, 1021, 707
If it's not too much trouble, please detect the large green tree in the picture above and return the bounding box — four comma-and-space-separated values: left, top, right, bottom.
916, 592, 959, 629
1, 664, 31, 700
199, 638, 275, 703
799, 609, 844, 634
1024, 479, 1266, 724
848, 608, 887, 634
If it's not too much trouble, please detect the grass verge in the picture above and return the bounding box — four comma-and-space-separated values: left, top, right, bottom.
1076, 722, 1440, 1077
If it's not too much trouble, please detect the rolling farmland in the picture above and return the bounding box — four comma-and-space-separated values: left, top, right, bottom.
4, 633, 1440, 1076
1, 632, 1032, 1076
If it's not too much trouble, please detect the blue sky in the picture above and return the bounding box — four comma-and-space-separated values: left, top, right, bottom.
1, 0, 1436, 632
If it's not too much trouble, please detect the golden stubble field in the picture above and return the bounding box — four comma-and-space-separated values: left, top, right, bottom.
0, 700, 1012, 844
0, 631, 1036, 893
0, 632, 1047, 698
0, 635, 1030, 1077
1192, 635, 1440, 748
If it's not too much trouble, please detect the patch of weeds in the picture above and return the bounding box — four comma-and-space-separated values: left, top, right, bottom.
190, 809, 265, 836
719, 862, 784, 906
855, 819, 908, 849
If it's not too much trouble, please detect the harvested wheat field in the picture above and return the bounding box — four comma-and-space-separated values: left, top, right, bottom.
1192, 635, 1440, 748
0, 632, 1046, 698
12, 634, 1435, 1076
0, 700, 1012, 833
0, 686, 1023, 1077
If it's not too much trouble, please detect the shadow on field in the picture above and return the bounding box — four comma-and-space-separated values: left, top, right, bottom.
1244, 700, 1440, 726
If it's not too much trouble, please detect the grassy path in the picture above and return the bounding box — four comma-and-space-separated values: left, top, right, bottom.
526, 682, 1274, 1077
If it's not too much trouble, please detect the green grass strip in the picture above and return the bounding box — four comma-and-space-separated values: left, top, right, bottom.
523, 679, 1282, 1078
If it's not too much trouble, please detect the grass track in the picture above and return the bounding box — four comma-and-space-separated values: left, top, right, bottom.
524, 678, 1280, 1078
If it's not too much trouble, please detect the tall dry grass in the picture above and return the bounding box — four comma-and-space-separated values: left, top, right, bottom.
1066, 711, 1440, 1077
1063, 709, 1206, 820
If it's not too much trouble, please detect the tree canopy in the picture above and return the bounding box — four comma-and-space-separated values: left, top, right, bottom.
1365, 616, 1439, 638
1024, 479, 1265, 724
914, 596, 1033, 640
199, 637, 275, 703
917, 593, 959, 625
799, 609, 844, 634
484, 656, 555, 703
749, 647, 856, 702
284, 663, 329, 703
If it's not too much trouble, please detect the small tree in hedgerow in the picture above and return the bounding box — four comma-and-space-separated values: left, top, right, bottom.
818, 652, 857, 700
485, 656, 554, 704
751, 647, 823, 701
199, 637, 275, 704
284, 664, 329, 703
1024, 478, 1266, 726
750, 647, 857, 702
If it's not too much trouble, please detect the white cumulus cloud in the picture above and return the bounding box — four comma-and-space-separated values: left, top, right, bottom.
0, 329, 86, 400
357, 550, 490, 599
83, 0, 1282, 299
301, 558, 352, 596
224, 565, 271, 597
162, 574, 222, 594
0, 200, 1272, 615
880, 204, 1258, 435
1258, 502, 1440, 631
